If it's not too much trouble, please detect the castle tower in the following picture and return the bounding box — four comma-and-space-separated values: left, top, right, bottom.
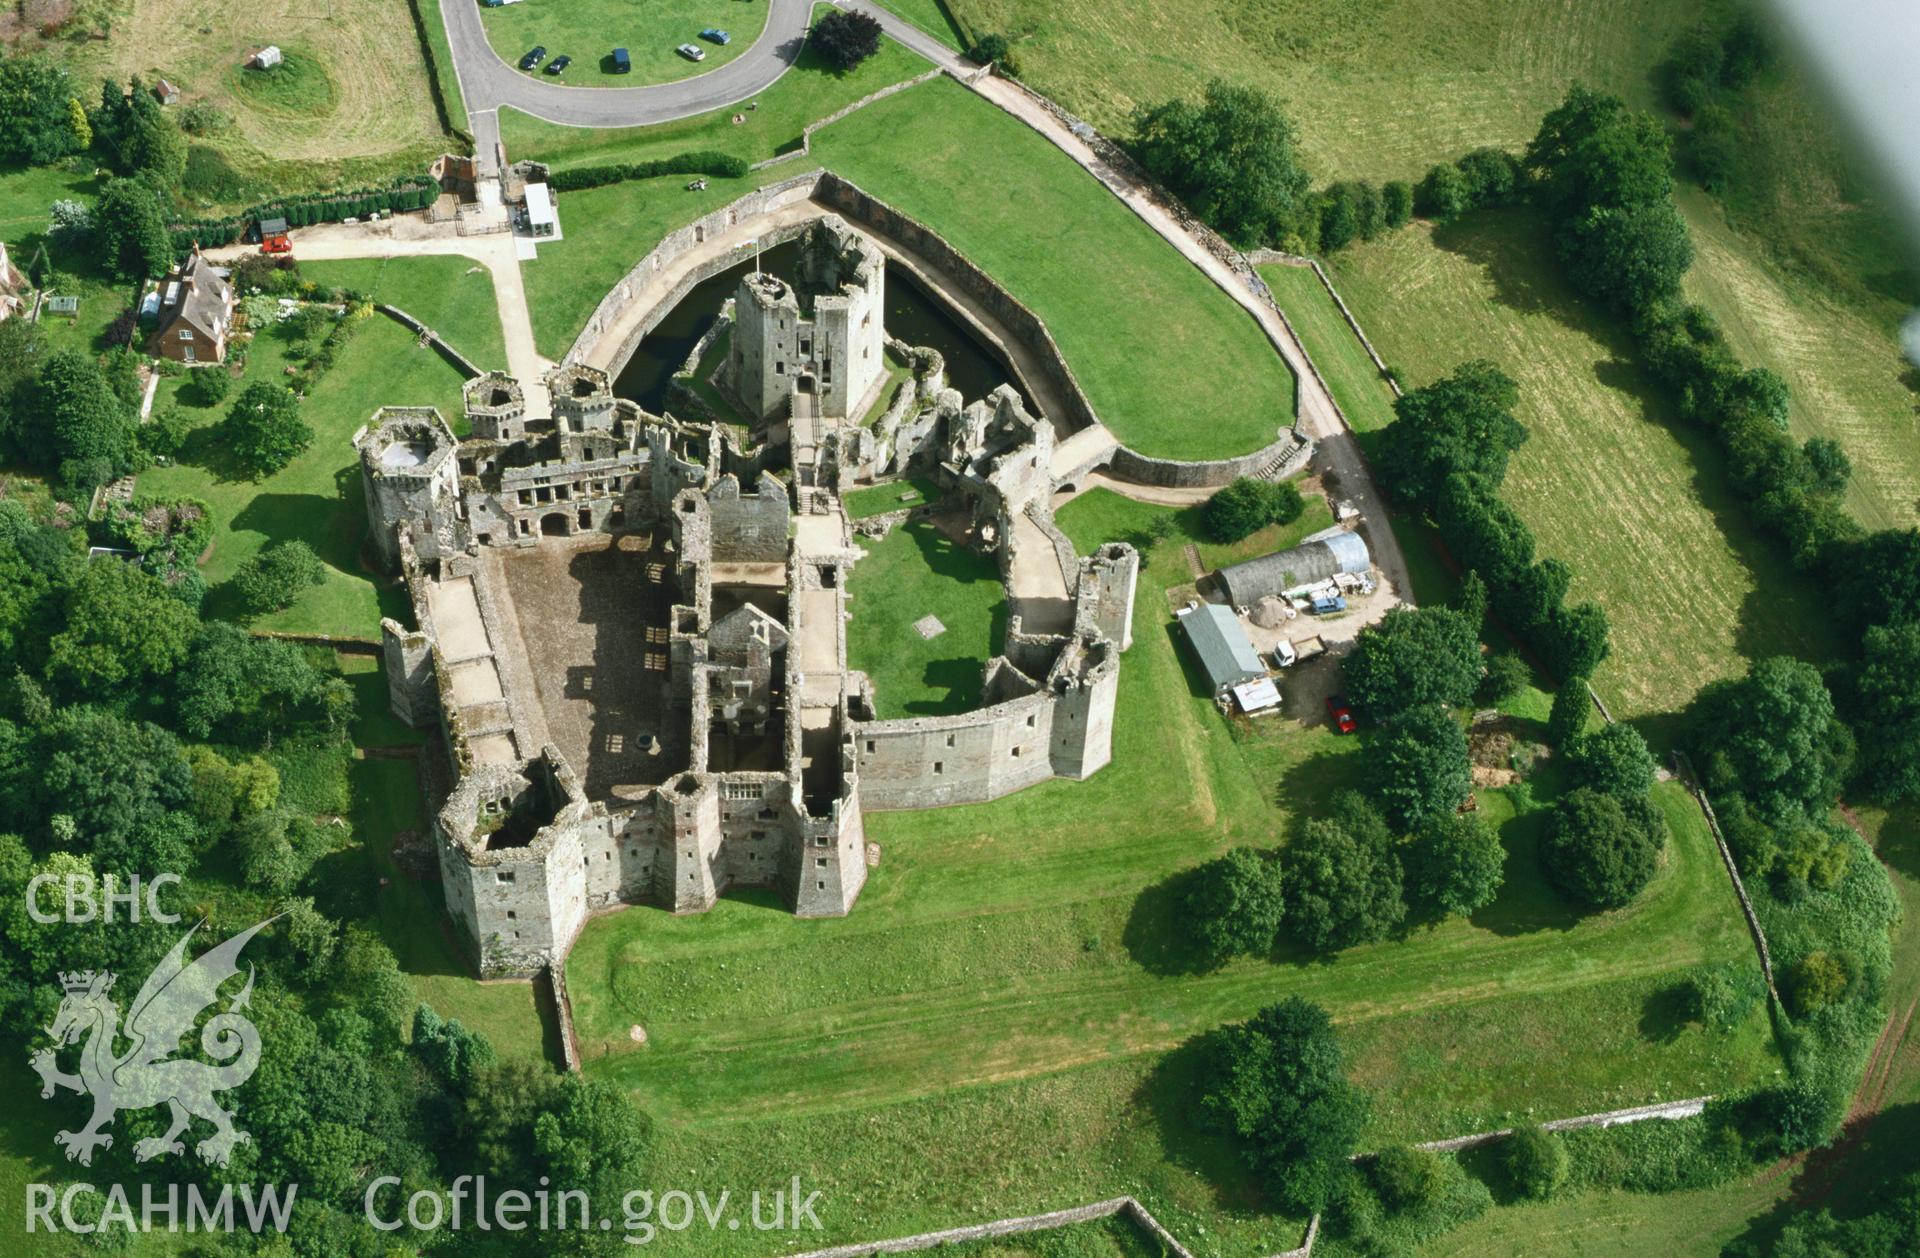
547, 363, 616, 433
354, 407, 461, 572
463, 372, 527, 442
730, 216, 886, 425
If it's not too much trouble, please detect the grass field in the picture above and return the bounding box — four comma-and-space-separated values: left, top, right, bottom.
49, 0, 449, 196
843, 475, 943, 520
521, 79, 1296, 460
481, 0, 766, 88
943, 0, 1706, 182
847, 520, 1007, 718
499, 8, 928, 171
1259, 263, 1398, 433
560, 487, 1772, 1251
301, 256, 510, 372
1318, 210, 1840, 720
139, 312, 467, 636
871, 0, 969, 51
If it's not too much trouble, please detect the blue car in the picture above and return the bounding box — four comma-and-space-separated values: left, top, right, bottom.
700, 27, 731, 45
1310, 594, 1347, 615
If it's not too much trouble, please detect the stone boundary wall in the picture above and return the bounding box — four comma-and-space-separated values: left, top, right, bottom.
564, 169, 827, 369
1409, 1095, 1715, 1155
250, 629, 383, 654
1671, 751, 1782, 1003
749, 67, 951, 173
1108, 430, 1308, 490
377, 303, 485, 378
784, 1194, 1317, 1258
543, 962, 583, 1072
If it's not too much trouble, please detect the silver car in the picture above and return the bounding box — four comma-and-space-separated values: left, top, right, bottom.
676, 42, 706, 61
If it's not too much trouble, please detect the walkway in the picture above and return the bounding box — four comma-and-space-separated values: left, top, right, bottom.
208, 222, 552, 415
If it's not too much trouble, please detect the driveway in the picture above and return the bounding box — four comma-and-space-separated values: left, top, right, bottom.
442, 0, 817, 167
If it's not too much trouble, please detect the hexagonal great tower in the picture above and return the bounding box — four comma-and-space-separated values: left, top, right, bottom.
354, 406, 460, 572
730, 215, 886, 424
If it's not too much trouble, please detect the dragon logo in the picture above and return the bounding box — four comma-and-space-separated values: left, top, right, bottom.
29, 918, 275, 1168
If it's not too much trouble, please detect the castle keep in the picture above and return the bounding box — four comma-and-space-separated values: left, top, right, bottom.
361, 216, 1137, 978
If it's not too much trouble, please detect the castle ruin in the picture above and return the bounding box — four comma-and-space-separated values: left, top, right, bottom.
360, 216, 1137, 978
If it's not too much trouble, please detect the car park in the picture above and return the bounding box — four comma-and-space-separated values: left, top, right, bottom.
676, 42, 706, 61
700, 27, 731, 44
545, 54, 571, 74
519, 45, 546, 70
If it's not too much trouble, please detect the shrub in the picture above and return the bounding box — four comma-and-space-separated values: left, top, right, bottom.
1540, 787, 1665, 909
1370, 1145, 1447, 1213
1381, 180, 1414, 228
232, 540, 325, 615
545, 150, 750, 193
1784, 950, 1855, 1019
1564, 723, 1656, 798
1546, 682, 1591, 748
1415, 163, 1467, 221
967, 33, 1017, 75
1476, 652, 1529, 704
190, 366, 231, 406
1202, 476, 1303, 542
1504, 1123, 1568, 1200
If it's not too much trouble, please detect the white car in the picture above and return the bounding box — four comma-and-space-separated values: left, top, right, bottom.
676, 42, 706, 61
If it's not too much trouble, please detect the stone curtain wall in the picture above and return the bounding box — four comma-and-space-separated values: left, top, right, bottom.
1109, 430, 1310, 489
749, 67, 951, 174
784, 1195, 1318, 1258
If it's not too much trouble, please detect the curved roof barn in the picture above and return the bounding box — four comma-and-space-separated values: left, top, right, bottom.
1217, 531, 1371, 606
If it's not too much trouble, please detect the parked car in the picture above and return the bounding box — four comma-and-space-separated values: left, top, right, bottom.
1326, 695, 1357, 735
676, 42, 706, 61
700, 27, 731, 44
610, 46, 631, 72
544, 54, 572, 74
519, 45, 546, 70
1310, 593, 1347, 615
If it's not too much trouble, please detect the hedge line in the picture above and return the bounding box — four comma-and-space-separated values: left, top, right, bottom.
403, 0, 472, 142
168, 175, 441, 252
547, 151, 750, 193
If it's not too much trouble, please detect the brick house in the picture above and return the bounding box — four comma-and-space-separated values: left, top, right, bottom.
147, 250, 235, 364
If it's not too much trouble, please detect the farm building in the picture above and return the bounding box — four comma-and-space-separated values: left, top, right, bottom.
1217, 530, 1372, 607
1177, 602, 1266, 697
153, 79, 181, 106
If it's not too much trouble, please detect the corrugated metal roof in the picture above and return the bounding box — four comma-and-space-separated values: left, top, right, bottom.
1217, 531, 1372, 606
1178, 603, 1266, 693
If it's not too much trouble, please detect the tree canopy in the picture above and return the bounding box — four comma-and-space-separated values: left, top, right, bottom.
1540, 786, 1665, 909
1370, 705, 1472, 831
225, 383, 313, 478
1202, 476, 1305, 543
1378, 360, 1527, 510
1131, 79, 1313, 247
1565, 723, 1657, 798
1200, 998, 1369, 1214
0, 55, 85, 165
809, 10, 882, 72
1184, 846, 1286, 965
93, 177, 175, 283
1341, 605, 1483, 722
1406, 813, 1505, 919
1688, 656, 1853, 821
1285, 793, 1405, 951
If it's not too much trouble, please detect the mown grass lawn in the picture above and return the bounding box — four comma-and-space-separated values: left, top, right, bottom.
1259, 263, 1399, 434
301, 255, 510, 372
522, 78, 1296, 461
843, 473, 942, 520
500, 27, 927, 172
563, 489, 1772, 1254
139, 312, 467, 637
482, 0, 768, 88
871, 0, 970, 51
847, 520, 1007, 718
1319, 210, 1839, 721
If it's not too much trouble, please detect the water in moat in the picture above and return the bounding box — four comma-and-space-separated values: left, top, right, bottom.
611, 238, 1021, 415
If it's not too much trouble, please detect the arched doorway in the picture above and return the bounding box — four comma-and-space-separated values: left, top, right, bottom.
540, 511, 570, 537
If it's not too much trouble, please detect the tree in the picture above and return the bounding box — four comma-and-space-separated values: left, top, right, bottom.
1504, 1124, 1569, 1200
1199, 998, 1369, 1214
1341, 605, 1482, 722
279, 897, 338, 979
44, 558, 197, 700
1565, 723, 1656, 798
191, 365, 231, 406
1835, 528, 1920, 632
1131, 80, 1313, 247
231, 540, 326, 616
173, 622, 336, 740
413, 1004, 498, 1088
1406, 813, 1505, 918
1559, 200, 1694, 316
1456, 147, 1522, 207
809, 10, 882, 72
1849, 621, 1920, 804
1414, 163, 1467, 222
1185, 847, 1286, 964
1382, 180, 1414, 228
1371, 705, 1472, 831
1540, 787, 1665, 908
1524, 87, 1674, 220
1543, 598, 1612, 680
1477, 652, 1530, 705
1546, 682, 1592, 748
1285, 793, 1405, 951
27, 349, 136, 484
1377, 360, 1527, 509
225, 382, 312, 477
1803, 437, 1852, 494
1202, 476, 1304, 542
93, 178, 174, 282
1687, 657, 1853, 820
533, 1075, 650, 1188
0, 55, 83, 164
8, 706, 200, 874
